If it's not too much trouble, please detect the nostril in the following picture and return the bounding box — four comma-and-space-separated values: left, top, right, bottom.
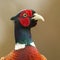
32, 15, 35, 17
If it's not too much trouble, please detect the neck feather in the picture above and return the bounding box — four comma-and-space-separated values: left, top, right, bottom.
15, 42, 36, 50
14, 22, 33, 45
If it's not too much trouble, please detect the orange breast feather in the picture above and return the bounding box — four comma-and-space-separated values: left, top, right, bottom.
0, 46, 47, 60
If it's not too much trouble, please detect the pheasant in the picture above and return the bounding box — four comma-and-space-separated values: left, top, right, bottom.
0, 9, 47, 60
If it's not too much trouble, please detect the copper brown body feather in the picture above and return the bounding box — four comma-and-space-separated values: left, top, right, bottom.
0, 46, 47, 60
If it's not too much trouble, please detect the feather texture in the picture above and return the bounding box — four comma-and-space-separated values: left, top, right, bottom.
0, 46, 47, 60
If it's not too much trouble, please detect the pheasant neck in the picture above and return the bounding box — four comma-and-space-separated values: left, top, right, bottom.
14, 22, 33, 46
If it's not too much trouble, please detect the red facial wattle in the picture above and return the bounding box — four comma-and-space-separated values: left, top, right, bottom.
18, 18, 30, 27
18, 10, 32, 27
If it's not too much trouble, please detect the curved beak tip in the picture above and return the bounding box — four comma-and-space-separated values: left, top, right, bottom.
32, 13, 45, 22
41, 16, 45, 22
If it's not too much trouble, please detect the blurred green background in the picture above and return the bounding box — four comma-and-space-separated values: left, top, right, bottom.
0, 0, 60, 60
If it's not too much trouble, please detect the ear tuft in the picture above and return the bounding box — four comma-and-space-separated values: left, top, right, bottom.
10, 16, 15, 20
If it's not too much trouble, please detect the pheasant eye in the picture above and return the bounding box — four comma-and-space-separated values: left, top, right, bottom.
23, 13, 27, 17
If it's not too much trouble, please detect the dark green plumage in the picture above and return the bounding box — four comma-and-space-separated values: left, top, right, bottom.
15, 21, 33, 45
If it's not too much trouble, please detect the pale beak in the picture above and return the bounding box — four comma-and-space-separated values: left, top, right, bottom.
32, 13, 45, 22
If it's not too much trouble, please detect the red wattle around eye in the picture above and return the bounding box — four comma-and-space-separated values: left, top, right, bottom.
18, 18, 30, 27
